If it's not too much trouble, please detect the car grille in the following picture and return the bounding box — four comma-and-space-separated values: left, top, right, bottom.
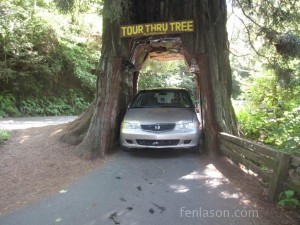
136, 139, 180, 146
141, 123, 175, 132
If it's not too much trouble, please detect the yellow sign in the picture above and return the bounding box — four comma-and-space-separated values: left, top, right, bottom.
120, 20, 194, 38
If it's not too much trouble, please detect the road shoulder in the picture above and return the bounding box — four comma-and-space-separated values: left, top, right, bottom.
0, 124, 103, 214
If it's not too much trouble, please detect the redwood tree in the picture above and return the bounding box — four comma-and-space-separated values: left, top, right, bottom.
61, 0, 238, 159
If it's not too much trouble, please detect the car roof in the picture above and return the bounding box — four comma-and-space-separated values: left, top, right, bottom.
139, 88, 188, 92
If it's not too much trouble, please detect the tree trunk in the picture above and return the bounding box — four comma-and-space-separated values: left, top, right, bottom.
61, 3, 134, 158
61, 0, 238, 159
60, 101, 95, 145
185, 0, 238, 155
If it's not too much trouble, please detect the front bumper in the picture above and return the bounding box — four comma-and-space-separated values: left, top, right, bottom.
120, 128, 199, 149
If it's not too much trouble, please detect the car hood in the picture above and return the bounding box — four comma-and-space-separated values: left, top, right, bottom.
123, 107, 198, 124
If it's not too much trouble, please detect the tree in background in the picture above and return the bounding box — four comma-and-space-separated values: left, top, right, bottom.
228, 0, 300, 153
231, 0, 299, 81
138, 59, 197, 98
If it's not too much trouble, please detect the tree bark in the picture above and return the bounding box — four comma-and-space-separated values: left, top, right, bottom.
60, 101, 95, 145
189, 0, 238, 155
61, 3, 134, 158
61, 0, 238, 159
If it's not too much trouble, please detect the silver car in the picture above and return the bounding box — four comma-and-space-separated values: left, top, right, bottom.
120, 88, 200, 151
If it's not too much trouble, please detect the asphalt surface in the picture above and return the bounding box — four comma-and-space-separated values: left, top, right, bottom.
0, 150, 262, 225
0, 116, 77, 130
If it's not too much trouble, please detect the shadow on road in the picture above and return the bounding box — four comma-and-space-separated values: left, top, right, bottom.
125, 148, 199, 159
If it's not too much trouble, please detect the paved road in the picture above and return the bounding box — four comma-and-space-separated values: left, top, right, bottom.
0, 150, 262, 225
0, 116, 77, 130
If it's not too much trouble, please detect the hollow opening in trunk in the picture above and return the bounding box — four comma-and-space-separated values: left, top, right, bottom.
125, 36, 206, 152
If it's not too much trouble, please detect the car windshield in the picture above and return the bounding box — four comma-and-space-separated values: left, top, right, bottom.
131, 90, 194, 108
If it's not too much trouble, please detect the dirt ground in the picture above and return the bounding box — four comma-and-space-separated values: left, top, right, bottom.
0, 124, 104, 214
214, 157, 300, 225
0, 125, 299, 224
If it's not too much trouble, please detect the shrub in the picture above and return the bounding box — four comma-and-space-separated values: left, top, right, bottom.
0, 130, 12, 145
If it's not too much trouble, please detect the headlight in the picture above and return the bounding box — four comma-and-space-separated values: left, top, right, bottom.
121, 121, 140, 129
175, 121, 198, 130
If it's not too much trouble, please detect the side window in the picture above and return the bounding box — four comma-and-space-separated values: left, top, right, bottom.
180, 91, 193, 107
171, 91, 182, 106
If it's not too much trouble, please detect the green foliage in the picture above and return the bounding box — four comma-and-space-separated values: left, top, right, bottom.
231, 0, 300, 87
229, 0, 300, 155
54, 0, 103, 13
138, 59, 197, 99
58, 39, 98, 94
54, 0, 103, 23
54, 0, 76, 13
236, 72, 300, 155
233, 0, 300, 55
0, 130, 12, 145
20, 93, 89, 116
0, 1, 99, 117
237, 107, 300, 154
278, 190, 300, 209
276, 33, 300, 58
231, 72, 243, 99
0, 93, 21, 118
102, 0, 131, 21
